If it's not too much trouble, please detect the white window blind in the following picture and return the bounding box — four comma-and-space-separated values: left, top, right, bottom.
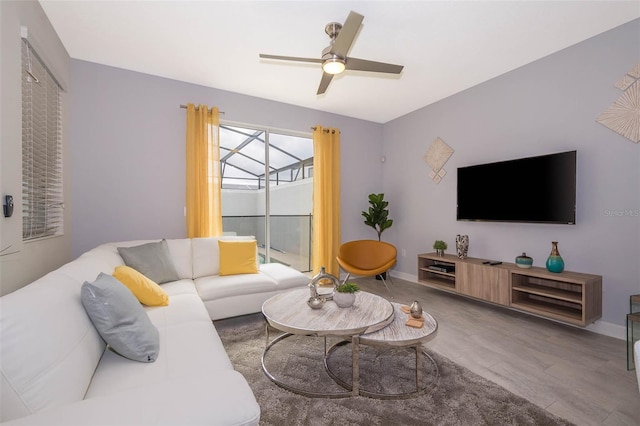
21, 39, 64, 241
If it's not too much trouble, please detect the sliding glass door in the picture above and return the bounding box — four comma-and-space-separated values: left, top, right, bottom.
219, 124, 313, 272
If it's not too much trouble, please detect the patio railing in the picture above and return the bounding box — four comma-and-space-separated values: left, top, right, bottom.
222, 214, 312, 272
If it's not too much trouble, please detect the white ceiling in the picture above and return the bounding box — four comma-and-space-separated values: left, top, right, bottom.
39, 1, 640, 123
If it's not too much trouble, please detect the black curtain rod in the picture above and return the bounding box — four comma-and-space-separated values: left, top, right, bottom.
310, 126, 339, 134
179, 104, 225, 114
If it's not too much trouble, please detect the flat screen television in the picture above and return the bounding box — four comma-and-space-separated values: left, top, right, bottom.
457, 150, 576, 224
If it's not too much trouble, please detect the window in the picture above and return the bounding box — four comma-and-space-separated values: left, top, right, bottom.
21, 40, 63, 241
219, 125, 313, 189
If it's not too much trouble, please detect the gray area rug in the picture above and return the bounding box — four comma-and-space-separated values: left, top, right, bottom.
216, 314, 574, 426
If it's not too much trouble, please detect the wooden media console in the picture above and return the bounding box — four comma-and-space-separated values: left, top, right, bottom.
417, 253, 602, 327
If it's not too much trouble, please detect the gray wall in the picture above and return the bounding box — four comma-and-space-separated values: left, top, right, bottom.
0, 1, 72, 295
382, 19, 640, 330
3, 4, 637, 334
70, 60, 384, 257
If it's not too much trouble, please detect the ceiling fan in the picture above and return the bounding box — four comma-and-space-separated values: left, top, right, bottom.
259, 11, 404, 95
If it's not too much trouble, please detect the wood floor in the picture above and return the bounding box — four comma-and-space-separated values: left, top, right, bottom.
351, 275, 640, 426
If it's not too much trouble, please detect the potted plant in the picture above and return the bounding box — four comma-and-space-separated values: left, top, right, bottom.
333, 282, 359, 308
433, 240, 447, 257
361, 193, 393, 241
362, 193, 394, 280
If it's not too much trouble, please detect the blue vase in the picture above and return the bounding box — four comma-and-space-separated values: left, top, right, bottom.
546, 241, 564, 273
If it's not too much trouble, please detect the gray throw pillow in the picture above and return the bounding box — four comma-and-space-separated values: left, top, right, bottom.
81, 273, 159, 363
117, 239, 179, 284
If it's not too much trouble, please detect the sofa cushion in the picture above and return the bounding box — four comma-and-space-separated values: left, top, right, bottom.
0, 271, 106, 422
117, 239, 180, 284
165, 238, 193, 280
81, 273, 159, 363
218, 240, 259, 276
260, 263, 310, 290
85, 293, 234, 398
8, 373, 260, 426
113, 265, 169, 306
192, 236, 256, 278
56, 247, 125, 282
159, 278, 200, 296
195, 273, 278, 301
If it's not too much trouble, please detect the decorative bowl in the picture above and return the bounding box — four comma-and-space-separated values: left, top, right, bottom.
307, 296, 326, 309
515, 252, 533, 269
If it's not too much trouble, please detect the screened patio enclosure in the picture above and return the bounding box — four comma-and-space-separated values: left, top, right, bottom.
219, 125, 313, 272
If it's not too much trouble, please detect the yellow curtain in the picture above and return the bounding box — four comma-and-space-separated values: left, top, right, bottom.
186, 104, 223, 238
312, 126, 341, 276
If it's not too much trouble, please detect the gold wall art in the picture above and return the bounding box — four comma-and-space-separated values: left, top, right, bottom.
423, 137, 454, 184
596, 64, 640, 144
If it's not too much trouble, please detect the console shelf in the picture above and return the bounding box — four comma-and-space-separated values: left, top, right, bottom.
510, 297, 583, 323
417, 253, 602, 327
511, 284, 582, 304
417, 256, 456, 291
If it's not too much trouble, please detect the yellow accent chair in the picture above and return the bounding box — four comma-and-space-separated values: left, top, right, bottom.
336, 240, 397, 297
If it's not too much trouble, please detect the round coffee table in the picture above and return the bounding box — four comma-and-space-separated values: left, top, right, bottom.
262, 288, 394, 397
325, 302, 439, 399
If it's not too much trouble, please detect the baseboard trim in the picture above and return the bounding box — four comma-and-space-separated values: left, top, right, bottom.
389, 271, 625, 340
586, 320, 625, 340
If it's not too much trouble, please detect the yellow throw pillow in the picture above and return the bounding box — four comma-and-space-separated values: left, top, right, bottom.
113, 265, 169, 306
218, 240, 259, 276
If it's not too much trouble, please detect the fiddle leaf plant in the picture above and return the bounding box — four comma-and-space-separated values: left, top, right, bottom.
361, 193, 393, 241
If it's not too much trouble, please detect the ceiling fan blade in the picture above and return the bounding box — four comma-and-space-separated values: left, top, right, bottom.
259, 54, 323, 64
317, 72, 334, 95
345, 57, 404, 74
331, 11, 364, 58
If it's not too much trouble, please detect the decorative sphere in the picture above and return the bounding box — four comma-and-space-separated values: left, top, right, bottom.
410, 301, 423, 319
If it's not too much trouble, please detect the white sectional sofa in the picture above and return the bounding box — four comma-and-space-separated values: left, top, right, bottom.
0, 237, 310, 425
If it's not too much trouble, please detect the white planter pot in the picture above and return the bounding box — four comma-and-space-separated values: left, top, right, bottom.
333, 292, 356, 308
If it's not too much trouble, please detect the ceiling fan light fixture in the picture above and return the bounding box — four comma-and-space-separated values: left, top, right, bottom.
322, 57, 345, 75
260, 11, 403, 94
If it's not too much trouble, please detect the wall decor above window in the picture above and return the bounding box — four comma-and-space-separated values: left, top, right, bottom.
423, 137, 454, 184
596, 63, 640, 144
